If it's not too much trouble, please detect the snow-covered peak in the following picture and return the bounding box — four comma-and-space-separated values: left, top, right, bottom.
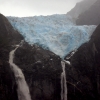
7, 14, 96, 59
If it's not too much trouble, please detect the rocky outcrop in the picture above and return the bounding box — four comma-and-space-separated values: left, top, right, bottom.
76, 0, 100, 25
65, 25, 100, 100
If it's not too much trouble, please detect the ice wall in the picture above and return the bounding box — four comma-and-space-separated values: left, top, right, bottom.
7, 14, 96, 58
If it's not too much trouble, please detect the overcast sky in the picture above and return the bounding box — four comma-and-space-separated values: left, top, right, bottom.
0, 0, 82, 17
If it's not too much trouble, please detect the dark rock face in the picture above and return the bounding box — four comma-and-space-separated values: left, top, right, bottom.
0, 14, 23, 100
65, 25, 100, 100
0, 13, 62, 100
14, 42, 62, 100
76, 0, 100, 25
1, 13, 100, 100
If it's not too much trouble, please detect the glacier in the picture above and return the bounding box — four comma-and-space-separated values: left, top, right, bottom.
7, 14, 96, 59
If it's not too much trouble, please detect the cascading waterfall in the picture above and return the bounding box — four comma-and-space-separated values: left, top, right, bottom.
9, 45, 31, 100
61, 61, 67, 100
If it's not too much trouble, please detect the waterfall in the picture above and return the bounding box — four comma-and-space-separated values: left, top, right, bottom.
61, 61, 67, 100
9, 45, 31, 100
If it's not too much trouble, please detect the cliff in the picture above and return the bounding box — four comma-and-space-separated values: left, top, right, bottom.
0, 14, 62, 100
65, 24, 100, 100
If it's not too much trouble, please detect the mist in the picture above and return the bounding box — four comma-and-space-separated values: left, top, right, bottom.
0, 0, 82, 17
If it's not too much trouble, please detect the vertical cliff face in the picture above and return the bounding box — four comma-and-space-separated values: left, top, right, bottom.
14, 41, 62, 100
65, 25, 100, 100
76, 0, 100, 25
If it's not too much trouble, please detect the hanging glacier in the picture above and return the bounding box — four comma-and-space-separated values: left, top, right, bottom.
7, 14, 96, 58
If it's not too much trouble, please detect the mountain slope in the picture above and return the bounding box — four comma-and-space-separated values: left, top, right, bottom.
67, 0, 97, 20
0, 14, 23, 100
76, 0, 100, 25
0, 14, 62, 100
65, 24, 100, 100
0, 11, 100, 100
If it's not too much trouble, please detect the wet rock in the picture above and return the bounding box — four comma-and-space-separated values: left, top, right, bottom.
0, 13, 22, 100
65, 25, 100, 100
14, 41, 62, 100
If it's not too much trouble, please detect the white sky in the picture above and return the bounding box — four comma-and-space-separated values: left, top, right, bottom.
0, 0, 82, 17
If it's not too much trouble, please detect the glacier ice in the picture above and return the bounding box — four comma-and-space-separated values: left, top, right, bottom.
7, 14, 96, 59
